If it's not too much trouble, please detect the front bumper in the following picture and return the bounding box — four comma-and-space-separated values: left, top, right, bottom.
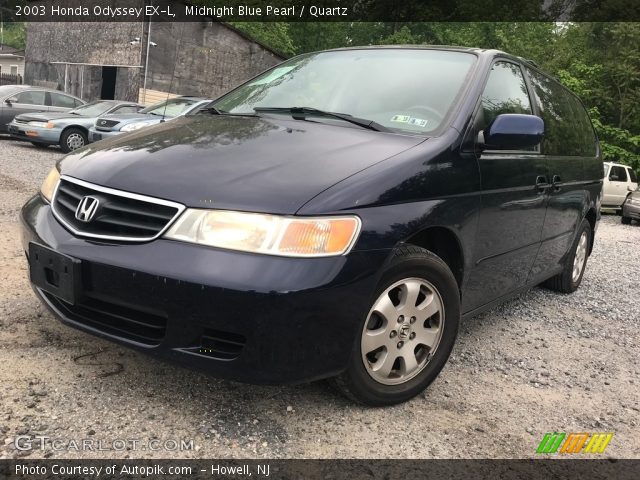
88, 128, 122, 143
20, 195, 388, 384
622, 200, 640, 220
8, 123, 62, 144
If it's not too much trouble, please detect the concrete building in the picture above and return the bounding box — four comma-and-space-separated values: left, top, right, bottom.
24, 5, 284, 103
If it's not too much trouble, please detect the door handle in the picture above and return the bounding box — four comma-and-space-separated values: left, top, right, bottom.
552, 175, 563, 192
535, 175, 550, 193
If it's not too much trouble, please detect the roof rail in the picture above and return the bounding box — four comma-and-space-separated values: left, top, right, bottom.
520, 57, 539, 68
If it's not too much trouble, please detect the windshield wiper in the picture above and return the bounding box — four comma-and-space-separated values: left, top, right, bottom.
253, 107, 390, 132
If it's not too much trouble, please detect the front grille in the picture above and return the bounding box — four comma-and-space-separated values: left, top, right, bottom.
199, 329, 246, 360
42, 291, 167, 345
52, 176, 184, 242
95, 119, 120, 130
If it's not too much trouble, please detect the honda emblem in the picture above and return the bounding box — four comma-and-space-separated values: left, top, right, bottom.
75, 196, 99, 223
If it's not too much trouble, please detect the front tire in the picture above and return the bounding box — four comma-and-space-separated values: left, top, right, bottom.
331, 245, 459, 406
544, 219, 592, 293
621, 216, 631, 225
60, 128, 87, 153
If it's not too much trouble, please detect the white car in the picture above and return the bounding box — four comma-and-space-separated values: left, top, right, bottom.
602, 162, 638, 211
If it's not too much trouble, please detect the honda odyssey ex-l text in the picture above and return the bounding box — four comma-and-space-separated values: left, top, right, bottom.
21, 47, 602, 406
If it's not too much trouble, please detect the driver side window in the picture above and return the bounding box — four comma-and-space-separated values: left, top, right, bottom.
480, 62, 532, 132
15, 91, 46, 106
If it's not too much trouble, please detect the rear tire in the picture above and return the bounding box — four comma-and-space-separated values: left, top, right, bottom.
621, 216, 632, 225
331, 245, 459, 406
544, 219, 592, 293
60, 128, 87, 153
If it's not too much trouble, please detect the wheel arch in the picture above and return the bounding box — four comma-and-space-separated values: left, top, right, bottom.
61, 124, 88, 137
402, 226, 464, 294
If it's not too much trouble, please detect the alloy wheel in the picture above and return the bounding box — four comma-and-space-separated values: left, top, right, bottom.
572, 231, 588, 283
361, 278, 444, 386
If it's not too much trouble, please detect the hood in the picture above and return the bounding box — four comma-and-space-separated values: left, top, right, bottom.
59, 114, 426, 214
14, 112, 61, 122
15, 112, 101, 128
96, 113, 165, 128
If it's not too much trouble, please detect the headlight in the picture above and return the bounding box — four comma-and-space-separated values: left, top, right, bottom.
28, 121, 54, 128
120, 120, 157, 132
164, 209, 361, 257
40, 166, 60, 202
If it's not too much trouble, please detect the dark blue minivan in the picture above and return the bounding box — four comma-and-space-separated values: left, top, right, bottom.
21, 47, 602, 405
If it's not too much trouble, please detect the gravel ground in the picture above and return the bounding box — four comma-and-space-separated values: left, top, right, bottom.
0, 137, 638, 459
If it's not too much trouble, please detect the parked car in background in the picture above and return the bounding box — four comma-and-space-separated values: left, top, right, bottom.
0, 85, 84, 133
88, 96, 210, 142
622, 186, 640, 224
602, 162, 638, 211
8, 100, 144, 153
22, 47, 602, 406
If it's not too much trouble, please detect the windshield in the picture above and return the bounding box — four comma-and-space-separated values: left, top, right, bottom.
70, 101, 116, 117
141, 98, 200, 117
212, 49, 476, 134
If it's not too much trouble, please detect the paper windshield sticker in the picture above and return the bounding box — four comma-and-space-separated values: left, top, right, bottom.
391, 115, 429, 128
248, 66, 296, 86
391, 115, 411, 123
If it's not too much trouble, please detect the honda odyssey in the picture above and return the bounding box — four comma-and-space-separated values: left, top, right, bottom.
21, 47, 602, 405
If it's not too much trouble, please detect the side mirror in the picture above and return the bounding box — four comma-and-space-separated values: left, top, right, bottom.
5, 97, 17, 105
609, 175, 619, 181
483, 114, 544, 149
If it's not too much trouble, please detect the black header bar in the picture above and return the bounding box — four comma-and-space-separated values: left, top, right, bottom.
1, 0, 640, 22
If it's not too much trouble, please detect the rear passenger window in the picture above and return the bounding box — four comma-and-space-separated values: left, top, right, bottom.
527, 68, 595, 156
629, 168, 638, 183
568, 96, 597, 156
50, 93, 77, 108
610, 166, 628, 182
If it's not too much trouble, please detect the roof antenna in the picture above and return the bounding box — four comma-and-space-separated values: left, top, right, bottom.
161, 21, 185, 122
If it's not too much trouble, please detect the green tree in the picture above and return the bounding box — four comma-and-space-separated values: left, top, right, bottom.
1, 22, 26, 50
229, 22, 295, 57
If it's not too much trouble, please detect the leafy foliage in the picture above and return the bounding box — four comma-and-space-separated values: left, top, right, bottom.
228, 22, 295, 57
1, 22, 25, 50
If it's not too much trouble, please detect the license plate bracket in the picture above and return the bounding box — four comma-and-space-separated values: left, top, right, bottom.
28, 243, 82, 305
